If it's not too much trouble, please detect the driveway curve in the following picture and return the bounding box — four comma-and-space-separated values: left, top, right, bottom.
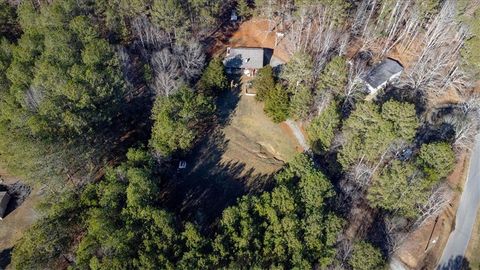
437, 134, 480, 269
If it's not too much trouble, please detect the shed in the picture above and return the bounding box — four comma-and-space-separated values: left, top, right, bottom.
0, 191, 10, 220
364, 58, 403, 95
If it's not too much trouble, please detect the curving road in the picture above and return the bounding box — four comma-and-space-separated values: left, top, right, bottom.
437, 134, 480, 269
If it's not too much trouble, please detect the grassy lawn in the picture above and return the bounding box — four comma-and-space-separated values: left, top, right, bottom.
161, 87, 298, 225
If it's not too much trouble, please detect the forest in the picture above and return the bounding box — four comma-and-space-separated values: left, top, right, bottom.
0, 0, 479, 269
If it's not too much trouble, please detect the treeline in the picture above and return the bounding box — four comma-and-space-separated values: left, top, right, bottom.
3, 0, 480, 269
12, 151, 350, 269
0, 0, 231, 189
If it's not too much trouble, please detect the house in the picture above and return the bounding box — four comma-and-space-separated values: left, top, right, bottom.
364, 58, 403, 96
0, 191, 10, 220
223, 47, 285, 77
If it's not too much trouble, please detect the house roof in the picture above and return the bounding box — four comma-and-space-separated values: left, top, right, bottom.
364, 58, 404, 89
224, 47, 283, 69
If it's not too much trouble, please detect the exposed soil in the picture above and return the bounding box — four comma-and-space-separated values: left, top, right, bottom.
394, 152, 470, 269
226, 18, 291, 62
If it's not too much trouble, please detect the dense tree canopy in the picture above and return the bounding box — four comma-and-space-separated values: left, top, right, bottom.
198, 57, 228, 93
417, 142, 456, 183
264, 84, 290, 123
254, 65, 276, 102
348, 241, 385, 270
150, 86, 214, 156
214, 154, 343, 269
2, 1, 126, 137
368, 161, 429, 218
307, 101, 341, 152
4, 1, 475, 269
317, 56, 348, 97
12, 153, 343, 269
281, 52, 314, 89
338, 101, 419, 168
289, 83, 314, 120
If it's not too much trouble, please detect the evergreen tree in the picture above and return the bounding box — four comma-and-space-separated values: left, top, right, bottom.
317, 56, 348, 96
289, 84, 313, 120
0, 1, 19, 40
150, 86, 215, 156
253, 65, 275, 101
338, 101, 419, 169
417, 142, 456, 183
368, 161, 429, 218
237, 0, 252, 19
198, 57, 228, 93
381, 100, 419, 141
281, 52, 314, 88
349, 241, 385, 270
151, 0, 190, 43
264, 84, 290, 123
307, 102, 340, 152
214, 154, 343, 269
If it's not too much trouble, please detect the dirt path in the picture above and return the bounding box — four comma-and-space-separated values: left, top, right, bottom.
285, 120, 309, 151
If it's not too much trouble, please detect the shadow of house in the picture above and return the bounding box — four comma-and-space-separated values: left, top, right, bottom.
0, 248, 12, 269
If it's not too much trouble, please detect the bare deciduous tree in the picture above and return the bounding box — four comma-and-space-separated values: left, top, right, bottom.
414, 184, 452, 228
24, 86, 44, 112
150, 49, 182, 96
132, 16, 169, 50
174, 42, 205, 81
384, 215, 410, 254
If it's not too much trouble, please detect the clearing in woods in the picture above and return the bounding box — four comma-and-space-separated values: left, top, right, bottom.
164, 87, 300, 224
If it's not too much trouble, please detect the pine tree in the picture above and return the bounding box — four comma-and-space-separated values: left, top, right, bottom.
237, 0, 252, 19
317, 56, 348, 96
264, 84, 290, 123
289, 84, 313, 120
349, 241, 385, 270
253, 65, 276, 101
198, 57, 228, 94
307, 102, 340, 152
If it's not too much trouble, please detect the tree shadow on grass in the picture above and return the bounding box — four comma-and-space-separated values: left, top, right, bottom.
159, 76, 282, 229
216, 78, 242, 127
0, 248, 12, 269
160, 112, 274, 230
437, 256, 471, 270
0, 182, 31, 217
375, 85, 428, 117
